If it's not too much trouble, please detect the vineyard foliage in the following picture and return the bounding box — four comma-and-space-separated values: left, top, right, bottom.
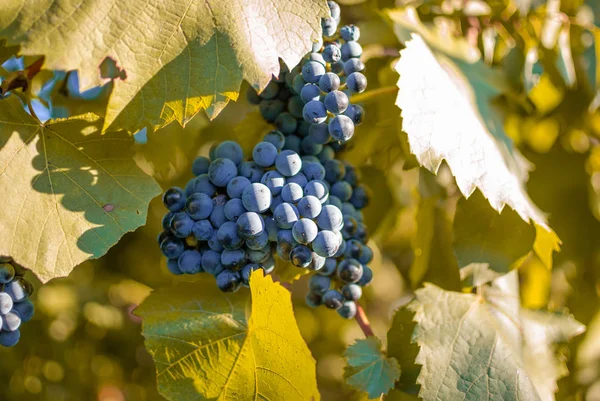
0, 0, 600, 401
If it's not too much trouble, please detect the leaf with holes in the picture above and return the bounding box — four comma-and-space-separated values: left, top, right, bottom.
343, 337, 401, 399
0, 95, 161, 282
136, 270, 320, 401
0, 0, 329, 133
409, 283, 584, 401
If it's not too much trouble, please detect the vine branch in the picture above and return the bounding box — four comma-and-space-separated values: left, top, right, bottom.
355, 303, 374, 337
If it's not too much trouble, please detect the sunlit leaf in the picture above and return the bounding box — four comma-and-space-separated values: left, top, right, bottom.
0, 95, 161, 282
0, 0, 329, 133
137, 271, 320, 401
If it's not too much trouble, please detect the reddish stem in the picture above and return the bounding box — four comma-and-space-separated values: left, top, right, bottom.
355, 303, 374, 337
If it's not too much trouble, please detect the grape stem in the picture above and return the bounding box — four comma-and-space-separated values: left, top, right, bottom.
355, 303, 374, 337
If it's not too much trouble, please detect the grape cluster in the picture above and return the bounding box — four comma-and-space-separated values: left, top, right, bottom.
247, 1, 366, 150
0, 257, 34, 347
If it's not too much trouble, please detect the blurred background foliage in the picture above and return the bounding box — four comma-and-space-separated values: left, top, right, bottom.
2, 0, 600, 400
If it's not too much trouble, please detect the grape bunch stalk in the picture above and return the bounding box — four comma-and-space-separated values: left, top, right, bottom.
0, 257, 35, 347
157, 1, 373, 319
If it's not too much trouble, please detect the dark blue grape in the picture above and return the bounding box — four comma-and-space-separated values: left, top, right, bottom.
192, 219, 214, 241
259, 99, 285, 122
316, 205, 343, 231
261, 170, 286, 196
208, 231, 224, 252
248, 245, 271, 264
300, 136, 323, 156
210, 203, 227, 228
277, 245, 291, 262
275, 112, 298, 135
241, 263, 264, 286
283, 134, 302, 154
281, 183, 303, 204
321, 17, 338, 38
177, 250, 203, 274
358, 265, 373, 286
260, 81, 280, 100
297, 195, 323, 219
344, 58, 365, 75
340, 25, 360, 41
253, 141, 278, 167
342, 104, 365, 125
287, 172, 308, 188
300, 84, 321, 103
337, 258, 363, 283
236, 212, 265, 238
318, 258, 338, 276
344, 239, 363, 259
358, 244, 373, 264
287, 96, 305, 119
331, 60, 344, 75
327, 195, 343, 210
167, 258, 184, 275
12, 299, 34, 322
309, 123, 331, 145
322, 289, 344, 309
242, 183, 272, 213
341, 41, 362, 61
201, 250, 222, 274
265, 216, 279, 242
292, 218, 318, 244
224, 199, 246, 221
328, 115, 355, 141
323, 160, 345, 183
215, 141, 244, 165
186, 193, 213, 220
238, 161, 265, 183
185, 174, 217, 197
275, 150, 302, 177
342, 283, 362, 301
162, 212, 175, 231
355, 222, 369, 243
170, 212, 194, 238
263, 130, 286, 151
328, 1, 341, 20
302, 100, 328, 124
291, 245, 313, 267
319, 72, 340, 92
305, 291, 322, 308
318, 146, 335, 162
302, 161, 326, 181
350, 184, 370, 209
216, 270, 242, 293
246, 231, 269, 250
163, 187, 186, 212
337, 300, 357, 319
331, 181, 353, 201
309, 252, 327, 270
324, 91, 349, 114
274, 203, 300, 229
0, 263, 15, 284
342, 215, 358, 239
221, 249, 247, 270
302, 61, 326, 83
346, 72, 367, 93
192, 156, 211, 176
269, 194, 283, 214
322, 44, 342, 63
309, 275, 331, 294
226, 176, 252, 199
2, 311, 21, 332
292, 74, 307, 94
0, 292, 13, 314
4, 278, 32, 303
313, 230, 341, 257
217, 221, 244, 249
208, 158, 238, 187
304, 180, 329, 203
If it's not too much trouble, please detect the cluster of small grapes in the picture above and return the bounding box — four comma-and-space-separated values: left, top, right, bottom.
0, 257, 34, 347
247, 0, 366, 153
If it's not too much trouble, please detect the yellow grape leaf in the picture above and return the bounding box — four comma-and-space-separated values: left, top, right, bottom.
137, 271, 320, 401
0, 95, 161, 282
0, 0, 329, 133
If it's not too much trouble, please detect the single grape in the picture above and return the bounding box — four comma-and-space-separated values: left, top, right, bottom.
342, 104, 365, 125
0, 263, 15, 284
253, 141, 278, 167
315, 229, 342, 256
344, 239, 364, 260
302, 61, 326, 83
292, 218, 318, 244
226, 176, 251, 199
261, 170, 286, 196
302, 100, 328, 124
263, 257, 276, 274
350, 184, 370, 209
346, 72, 367, 93
160, 236, 185, 259
216, 270, 242, 293
287, 96, 305, 119
300, 136, 323, 156
240, 183, 271, 213
0, 292, 13, 314
236, 212, 265, 238
341, 215, 358, 239
192, 219, 214, 241
322, 44, 342, 63
0, 330, 20, 347
308, 252, 327, 270
263, 130, 286, 151
186, 193, 213, 220
169, 212, 194, 238
260, 81, 280, 100
309, 275, 331, 294
355, 222, 369, 243
177, 250, 203, 274
305, 291, 323, 308
274, 203, 300, 229
331, 60, 344, 75
192, 156, 211, 176
292, 74, 307, 94
327, 195, 344, 210
208, 158, 238, 187
281, 183, 304, 204
214, 141, 244, 165
321, 17, 338, 38
238, 161, 265, 183
318, 146, 335, 163
328, 1, 341, 19
309, 123, 331, 145
324, 90, 349, 114
201, 250, 222, 274
340, 25, 360, 41
331, 181, 353, 201
283, 134, 302, 154
341, 41, 363, 61
337, 300, 357, 319
162, 212, 175, 231
318, 258, 338, 276
319, 72, 341, 93
300, 83, 321, 103
246, 231, 269, 250
344, 58, 365, 75
259, 99, 286, 122
359, 245, 373, 264
358, 265, 373, 286
248, 245, 271, 264
221, 249, 247, 270
163, 187, 186, 212
302, 161, 326, 181
297, 196, 323, 219
2, 311, 21, 331
323, 160, 346, 183
322, 289, 345, 309
12, 299, 34, 322
241, 263, 264, 286
312, 36, 324, 53
275, 112, 298, 135
342, 283, 362, 301
269, 194, 283, 214
210, 203, 228, 228
264, 216, 279, 242
290, 245, 313, 267
316, 204, 343, 231
337, 258, 363, 283
277, 229, 297, 253
208, 230, 225, 252
287, 172, 308, 188
328, 115, 355, 141
277, 245, 291, 262
217, 221, 244, 249
334, 232, 347, 257
304, 180, 329, 203
275, 150, 303, 177
185, 174, 217, 197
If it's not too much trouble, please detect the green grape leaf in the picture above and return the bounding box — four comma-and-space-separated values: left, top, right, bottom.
343, 337, 401, 399
453, 190, 536, 285
0, 0, 329, 133
0, 95, 161, 282
387, 307, 420, 395
409, 283, 584, 401
388, 8, 549, 229
137, 271, 320, 401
